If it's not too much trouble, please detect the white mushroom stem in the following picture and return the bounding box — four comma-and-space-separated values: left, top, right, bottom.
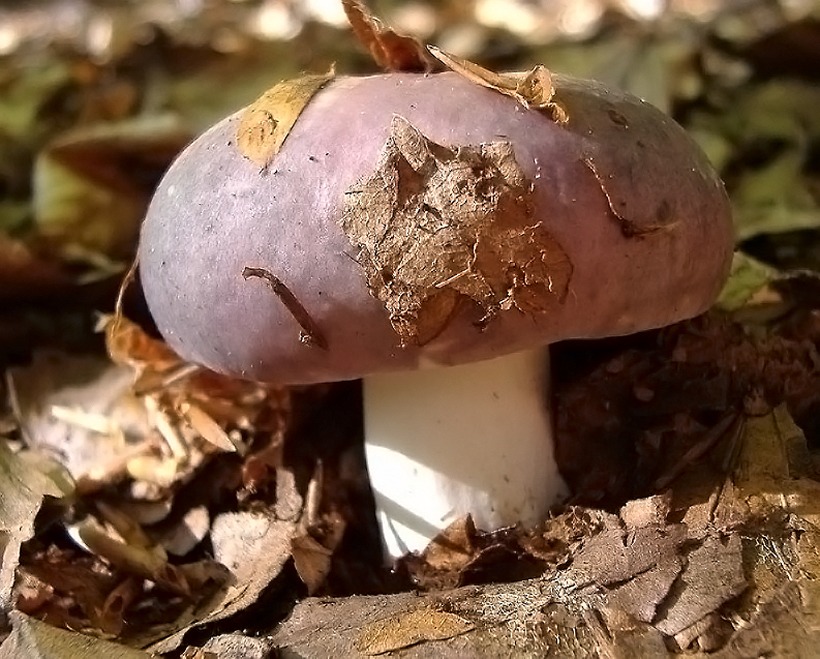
363, 346, 567, 560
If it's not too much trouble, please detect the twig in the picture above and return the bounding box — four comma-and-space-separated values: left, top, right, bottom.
242, 266, 328, 349
653, 413, 742, 490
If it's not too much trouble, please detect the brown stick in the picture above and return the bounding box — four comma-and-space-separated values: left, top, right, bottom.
242, 266, 328, 350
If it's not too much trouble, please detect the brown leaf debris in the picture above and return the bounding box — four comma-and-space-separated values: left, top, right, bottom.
355, 607, 474, 655
342, 0, 434, 72
341, 116, 572, 345
428, 47, 568, 122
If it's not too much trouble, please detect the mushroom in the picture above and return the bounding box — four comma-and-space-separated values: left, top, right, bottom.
138, 71, 733, 560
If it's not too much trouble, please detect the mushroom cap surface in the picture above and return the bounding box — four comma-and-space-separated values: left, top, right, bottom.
139, 72, 733, 385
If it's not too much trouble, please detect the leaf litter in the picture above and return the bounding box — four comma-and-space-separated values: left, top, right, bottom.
0, 0, 819, 657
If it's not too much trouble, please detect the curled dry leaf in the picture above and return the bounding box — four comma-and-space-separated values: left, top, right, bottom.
73, 516, 190, 596
342, 0, 434, 72
428, 47, 567, 122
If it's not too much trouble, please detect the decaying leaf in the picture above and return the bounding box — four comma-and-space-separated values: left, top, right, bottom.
0, 234, 73, 302
654, 535, 747, 636
341, 116, 572, 345
0, 444, 72, 610
150, 509, 298, 653
0, 611, 150, 659
7, 352, 152, 487
31, 116, 191, 269
199, 633, 270, 659
236, 70, 335, 168
342, 0, 433, 72
427, 46, 567, 122
356, 607, 474, 655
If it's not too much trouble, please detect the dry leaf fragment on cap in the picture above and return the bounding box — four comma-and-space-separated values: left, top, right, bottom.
428, 47, 567, 122
342, 0, 434, 72
341, 116, 572, 345
237, 70, 335, 168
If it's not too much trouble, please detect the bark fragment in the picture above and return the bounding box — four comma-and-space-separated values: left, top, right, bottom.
341, 116, 572, 345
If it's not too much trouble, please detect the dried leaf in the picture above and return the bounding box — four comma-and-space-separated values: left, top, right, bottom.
654, 535, 747, 636
607, 556, 684, 623
236, 70, 334, 168
0, 612, 150, 659
356, 608, 474, 655
32, 116, 190, 267
291, 533, 334, 595
567, 516, 687, 588
7, 352, 152, 485
200, 634, 270, 659
422, 516, 479, 572
428, 47, 567, 121
103, 309, 181, 376
0, 444, 71, 610
176, 402, 237, 453
149, 511, 297, 654
341, 116, 572, 345
73, 517, 189, 596
0, 234, 73, 302
100, 577, 142, 636
342, 0, 433, 72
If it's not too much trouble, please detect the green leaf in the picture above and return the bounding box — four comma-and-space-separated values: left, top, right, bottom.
715, 252, 779, 312
733, 151, 820, 241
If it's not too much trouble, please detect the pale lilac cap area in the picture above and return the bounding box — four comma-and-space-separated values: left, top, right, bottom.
138, 72, 734, 385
